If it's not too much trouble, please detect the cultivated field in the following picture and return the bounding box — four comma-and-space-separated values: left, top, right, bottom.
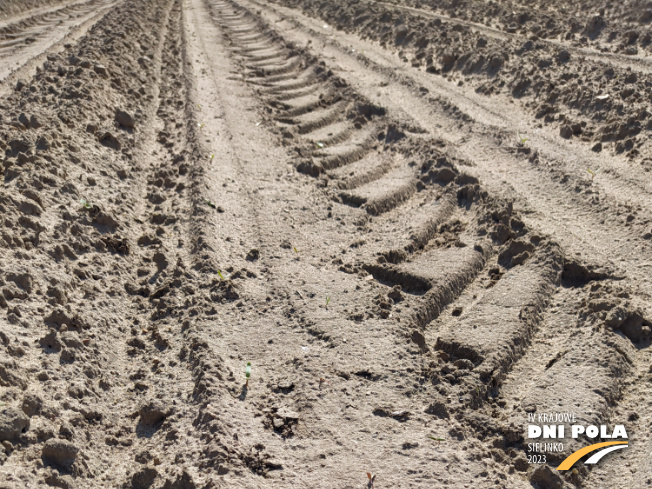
0, 0, 650, 487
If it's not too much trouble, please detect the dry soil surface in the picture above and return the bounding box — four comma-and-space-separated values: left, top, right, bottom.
0, 0, 651, 488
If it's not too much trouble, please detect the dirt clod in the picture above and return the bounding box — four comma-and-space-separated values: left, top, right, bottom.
138, 401, 170, 426
41, 439, 78, 470
0, 407, 30, 441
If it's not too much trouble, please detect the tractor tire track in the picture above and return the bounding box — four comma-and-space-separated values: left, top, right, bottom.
197, 0, 652, 486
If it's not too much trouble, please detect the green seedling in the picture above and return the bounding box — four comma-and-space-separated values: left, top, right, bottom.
428, 436, 446, 446
197, 103, 202, 110
366, 472, 376, 489
518, 134, 528, 145
245, 362, 252, 387
587, 167, 600, 181
315, 141, 325, 149
293, 246, 299, 253
80, 198, 92, 210
326, 296, 331, 307
206, 199, 216, 209
198, 122, 204, 129
210, 154, 214, 160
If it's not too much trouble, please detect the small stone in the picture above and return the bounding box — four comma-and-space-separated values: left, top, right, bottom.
2, 440, 13, 453
94, 64, 108, 77
560, 125, 573, 139
0, 407, 30, 441
59, 423, 74, 440
276, 408, 299, 422
453, 359, 474, 370
30, 114, 43, 129
115, 109, 135, 128
15, 79, 27, 91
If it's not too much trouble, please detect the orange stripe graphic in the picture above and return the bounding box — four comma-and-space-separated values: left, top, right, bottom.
557, 441, 628, 471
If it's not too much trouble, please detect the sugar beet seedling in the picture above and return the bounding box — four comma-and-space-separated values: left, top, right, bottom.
366, 472, 376, 489
428, 435, 446, 446
245, 362, 252, 387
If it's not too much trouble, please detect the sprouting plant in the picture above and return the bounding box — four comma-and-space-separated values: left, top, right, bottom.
366, 472, 376, 489
206, 199, 216, 209
80, 198, 92, 210
245, 362, 252, 387
428, 435, 446, 446
587, 167, 600, 181
197, 104, 202, 111
326, 296, 331, 307
210, 154, 214, 160
315, 141, 325, 149
197, 122, 204, 129
518, 134, 529, 145
293, 246, 299, 253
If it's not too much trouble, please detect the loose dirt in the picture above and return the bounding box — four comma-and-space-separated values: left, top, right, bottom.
0, 0, 650, 488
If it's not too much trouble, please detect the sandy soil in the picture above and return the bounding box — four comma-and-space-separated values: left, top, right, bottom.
0, 0, 650, 488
